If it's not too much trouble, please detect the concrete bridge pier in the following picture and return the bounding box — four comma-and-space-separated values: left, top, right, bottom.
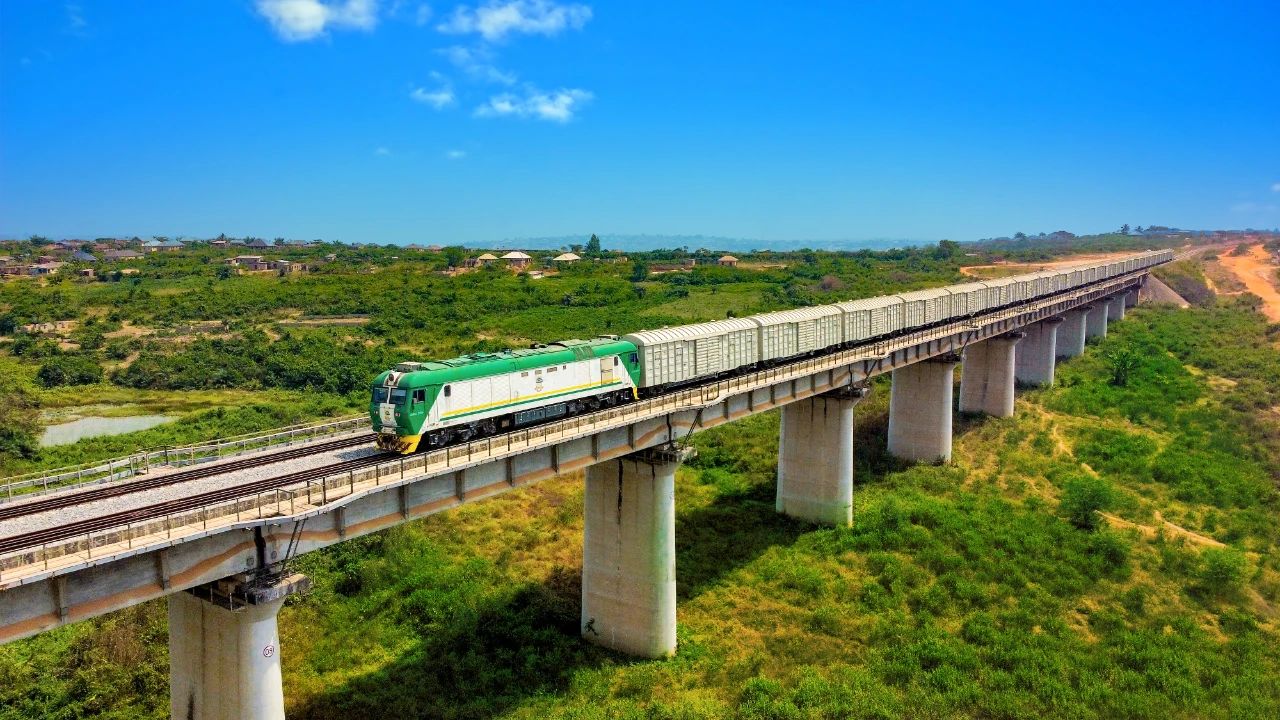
1125, 289, 1138, 308
1108, 295, 1126, 322
776, 386, 870, 526
582, 449, 678, 658
959, 333, 1023, 417
168, 573, 310, 720
1057, 307, 1089, 358
1014, 317, 1063, 387
887, 354, 960, 463
1085, 303, 1109, 341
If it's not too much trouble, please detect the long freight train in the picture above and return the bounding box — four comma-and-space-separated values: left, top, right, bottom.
371, 250, 1171, 453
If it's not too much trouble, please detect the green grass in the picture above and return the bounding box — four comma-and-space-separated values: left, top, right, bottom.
2, 301, 1278, 719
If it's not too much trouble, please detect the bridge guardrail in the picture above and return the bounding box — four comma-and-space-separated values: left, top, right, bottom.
0, 272, 1150, 585
1, 414, 371, 501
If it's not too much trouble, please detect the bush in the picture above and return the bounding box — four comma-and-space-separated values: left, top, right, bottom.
36, 355, 103, 387
1060, 475, 1115, 530
1195, 547, 1249, 599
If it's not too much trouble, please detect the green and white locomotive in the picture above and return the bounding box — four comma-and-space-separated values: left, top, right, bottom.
371, 338, 641, 453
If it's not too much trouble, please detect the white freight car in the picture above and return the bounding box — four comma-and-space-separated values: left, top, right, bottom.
749, 305, 844, 362
896, 287, 952, 326
623, 318, 759, 388
834, 295, 906, 344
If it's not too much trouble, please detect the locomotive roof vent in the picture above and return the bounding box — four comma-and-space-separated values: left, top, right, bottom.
395, 362, 425, 372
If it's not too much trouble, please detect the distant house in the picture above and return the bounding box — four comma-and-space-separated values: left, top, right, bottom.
718, 255, 740, 267
141, 239, 182, 252
426, 244, 444, 252
103, 250, 143, 261
501, 251, 532, 269
553, 252, 581, 264
225, 255, 267, 270
324, 253, 338, 261
246, 239, 269, 249
0, 264, 30, 277
272, 260, 306, 274
79, 268, 95, 278
405, 243, 426, 252
469, 252, 499, 267
210, 239, 229, 248
30, 262, 65, 276
72, 250, 97, 263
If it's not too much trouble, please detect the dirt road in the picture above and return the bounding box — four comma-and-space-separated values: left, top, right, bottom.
1218, 244, 1280, 322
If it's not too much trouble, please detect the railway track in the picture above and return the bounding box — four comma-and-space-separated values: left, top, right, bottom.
0, 452, 393, 555
0, 433, 373, 522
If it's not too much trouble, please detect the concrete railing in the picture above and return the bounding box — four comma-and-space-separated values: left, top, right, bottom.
0, 271, 1150, 585
1, 415, 371, 501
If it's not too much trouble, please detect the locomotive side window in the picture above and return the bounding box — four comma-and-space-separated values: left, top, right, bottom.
390, 389, 407, 404
629, 352, 639, 364
412, 389, 425, 403
443, 385, 451, 397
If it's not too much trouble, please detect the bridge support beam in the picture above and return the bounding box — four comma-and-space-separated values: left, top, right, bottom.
582, 450, 678, 658
1014, 317, 1062, 387
168, 573, 310, 720
776, 386, 869, 526
959, 334, 1022, 417
888, 355, 959, 463
1085, 303, 1109, 341
1108, 295, 1126, 322
1057, 307, 1089, 359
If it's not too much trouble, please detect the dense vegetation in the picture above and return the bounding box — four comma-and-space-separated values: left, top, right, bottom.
0, 243, 968, 472
2, 289, 1277, 717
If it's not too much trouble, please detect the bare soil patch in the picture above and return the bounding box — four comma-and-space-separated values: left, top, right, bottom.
1218, 244, 1280, 321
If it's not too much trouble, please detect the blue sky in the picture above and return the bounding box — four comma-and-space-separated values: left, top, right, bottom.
2, 1, 1277, 246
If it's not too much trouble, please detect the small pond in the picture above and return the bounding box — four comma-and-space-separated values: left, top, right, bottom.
40, 415, 177, 447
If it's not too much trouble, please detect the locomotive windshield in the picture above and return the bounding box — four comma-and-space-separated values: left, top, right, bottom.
371, 387, 389, 404
390, 389, 408, 404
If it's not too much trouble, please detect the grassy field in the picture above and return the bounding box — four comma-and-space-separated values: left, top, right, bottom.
3, 300, 1277, 719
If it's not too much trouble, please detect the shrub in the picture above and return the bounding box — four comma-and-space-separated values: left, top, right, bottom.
1195, 547, 1249, 599
1059, 475, 1115, 530
36, 355, 103, 387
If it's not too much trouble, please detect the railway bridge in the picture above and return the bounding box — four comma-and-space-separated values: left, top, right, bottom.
0, 261, 1162, 720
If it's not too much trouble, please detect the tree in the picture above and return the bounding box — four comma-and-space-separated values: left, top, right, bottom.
1120, 224, 1130, 235
0, 373, 39, 466
36, 356, 104, 387
1014, 232, 1027, 241
1060, 475, 1114, 530
934, 239, 961, 259
630, 260, 650, 282
28, 235, 51, 246
586, 234, 602, 255
1196, 547, 1249, 599
274, 237, 286, 246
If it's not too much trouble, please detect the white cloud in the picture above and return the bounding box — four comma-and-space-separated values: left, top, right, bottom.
255, 0, 379, 42
410, 75, 456, 108
66, 4, 88, 34
445, 149, 467, 159
1271, 182, 1280, 193
474, 86, 591, 122
439, 0, 591, 41
374, 146, 392, 156
415, 3, 434, 25
439, 45, 517, 84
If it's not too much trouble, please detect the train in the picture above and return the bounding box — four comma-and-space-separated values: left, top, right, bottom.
371, 250, 1171, 453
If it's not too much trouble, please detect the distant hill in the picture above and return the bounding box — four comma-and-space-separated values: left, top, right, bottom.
493, 234, 929, 253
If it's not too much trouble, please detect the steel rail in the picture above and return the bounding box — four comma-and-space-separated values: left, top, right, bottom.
0, 453, 392, 554
0, 434, 372, 522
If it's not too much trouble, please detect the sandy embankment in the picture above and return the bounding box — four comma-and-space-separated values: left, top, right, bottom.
1218, 245, 1280, 322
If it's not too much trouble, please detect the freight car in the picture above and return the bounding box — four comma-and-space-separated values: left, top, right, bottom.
371, 250, 1171, 453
